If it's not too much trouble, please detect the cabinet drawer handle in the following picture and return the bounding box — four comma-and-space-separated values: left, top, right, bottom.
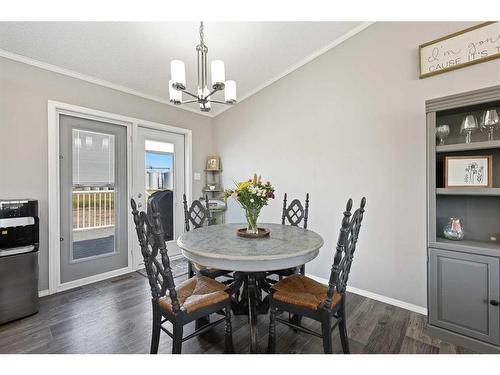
490, 300, 499, 306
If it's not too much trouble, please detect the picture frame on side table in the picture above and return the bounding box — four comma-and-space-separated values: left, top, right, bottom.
444, 155, 493, 188
206, 155, 221, 171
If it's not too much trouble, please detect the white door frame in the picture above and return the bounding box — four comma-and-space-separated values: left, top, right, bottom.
133, 126, 185, 268
47, 100, 193, 295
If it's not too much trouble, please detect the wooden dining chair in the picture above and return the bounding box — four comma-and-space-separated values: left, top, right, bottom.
267, 197, 366, 354
131, 198, 234, 354
270, 193, 310, 278
183, 194, 231, 279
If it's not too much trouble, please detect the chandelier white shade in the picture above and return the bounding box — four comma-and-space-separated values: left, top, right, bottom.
211, 60, 225, 87
170, 60, 186, 89
169, 22, 237, 112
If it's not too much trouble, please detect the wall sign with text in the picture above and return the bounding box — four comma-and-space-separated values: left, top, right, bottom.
419, 22, 500, 79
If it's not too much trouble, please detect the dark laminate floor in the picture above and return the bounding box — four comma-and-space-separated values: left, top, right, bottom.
0, 271, 474, 354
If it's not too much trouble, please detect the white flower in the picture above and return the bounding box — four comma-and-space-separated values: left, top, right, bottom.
250, 198, 254, 203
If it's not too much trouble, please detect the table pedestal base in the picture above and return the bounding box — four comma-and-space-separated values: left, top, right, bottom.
230, 272, 271, 353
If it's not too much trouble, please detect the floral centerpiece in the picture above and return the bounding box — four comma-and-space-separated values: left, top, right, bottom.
224, 174, 275, 235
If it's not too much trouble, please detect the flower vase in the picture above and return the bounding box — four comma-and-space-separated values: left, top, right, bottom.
245, 207, 261, 235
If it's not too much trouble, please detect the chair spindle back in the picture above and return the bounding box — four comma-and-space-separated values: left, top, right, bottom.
183, 194, 211, 231
281, 193, 309, 229
131, 198, 181, 313
324, 197, 366, 307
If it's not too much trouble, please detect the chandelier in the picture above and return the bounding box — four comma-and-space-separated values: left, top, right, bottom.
169, 21, 237, 112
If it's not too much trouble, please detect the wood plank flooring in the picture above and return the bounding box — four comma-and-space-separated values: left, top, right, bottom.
0, 271, 474, 354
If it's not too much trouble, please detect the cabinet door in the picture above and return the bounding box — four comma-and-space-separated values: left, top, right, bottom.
429, 248, 500, 345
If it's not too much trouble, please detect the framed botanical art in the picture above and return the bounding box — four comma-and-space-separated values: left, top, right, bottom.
206, 155, 221, 171
444, 155, 493, 188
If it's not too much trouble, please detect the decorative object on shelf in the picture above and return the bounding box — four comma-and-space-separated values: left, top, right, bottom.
443, 218, 465, 241
224, 174, 275, 235
204, 156, 225, 224
206, 155, 221, 171
169, 21, 237, 112
436, 125, 450, 145
460, 115, 479, 144
419, 22, 500, 79
480, 109, 500, 141
444, 155, 493, 188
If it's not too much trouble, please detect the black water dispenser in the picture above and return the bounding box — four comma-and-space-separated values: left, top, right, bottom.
0, 199, 39, 324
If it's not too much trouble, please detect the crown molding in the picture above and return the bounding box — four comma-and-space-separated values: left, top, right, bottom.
0, 49, 213, 118
212, 21, 375, 117
0, 22, 374, 119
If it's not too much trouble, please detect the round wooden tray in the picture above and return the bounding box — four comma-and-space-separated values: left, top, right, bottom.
237, 227, 271, 238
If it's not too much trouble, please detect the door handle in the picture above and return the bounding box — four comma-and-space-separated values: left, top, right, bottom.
490, 300, 499, 306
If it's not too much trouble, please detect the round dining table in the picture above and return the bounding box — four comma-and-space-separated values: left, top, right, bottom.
177, 223, 324, 353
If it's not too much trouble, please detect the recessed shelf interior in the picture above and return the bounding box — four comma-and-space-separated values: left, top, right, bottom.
435, 147, 500, 188
436, 195, 500, 243
431, 95, 500, 254
436, 100, 500, 146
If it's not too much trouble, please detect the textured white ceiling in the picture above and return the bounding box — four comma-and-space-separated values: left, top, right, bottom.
0, 22, 367, 116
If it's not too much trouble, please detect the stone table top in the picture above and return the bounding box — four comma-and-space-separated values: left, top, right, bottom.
177, 223, 324, 272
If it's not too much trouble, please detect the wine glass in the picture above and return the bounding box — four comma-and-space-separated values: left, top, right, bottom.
480, 109, 499, 141
460, 115, 478, 144
436, 125, 450, 146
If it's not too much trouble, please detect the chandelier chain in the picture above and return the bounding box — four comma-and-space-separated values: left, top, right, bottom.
199, 21, 204, 46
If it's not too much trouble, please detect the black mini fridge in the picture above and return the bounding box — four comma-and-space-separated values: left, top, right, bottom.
0, 199, 39, 324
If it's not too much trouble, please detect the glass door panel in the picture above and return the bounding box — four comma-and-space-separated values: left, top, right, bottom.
60, 115, 128, 284
134, 127, 185, 266
72, 129, 116, 260
145, 140, 174, 241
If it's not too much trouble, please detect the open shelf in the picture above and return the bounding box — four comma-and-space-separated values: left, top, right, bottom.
436, 188, 500, 196
430, 237, 500, 254
436, 140, 500, 153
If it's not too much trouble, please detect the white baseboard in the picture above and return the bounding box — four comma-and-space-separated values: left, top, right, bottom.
306, 274, 428, 316
50, 266, 133, 295
38, 289, 50, 297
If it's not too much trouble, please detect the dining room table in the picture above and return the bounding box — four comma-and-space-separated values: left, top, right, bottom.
177, 222, 324, 353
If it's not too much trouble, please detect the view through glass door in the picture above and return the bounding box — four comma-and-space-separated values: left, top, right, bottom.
59, 115, 128, 284
134, 127, 185, 266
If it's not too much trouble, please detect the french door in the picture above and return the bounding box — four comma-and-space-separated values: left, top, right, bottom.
133, 126, 185, 267
50, 102, 191, 293
59, 114, 129, 284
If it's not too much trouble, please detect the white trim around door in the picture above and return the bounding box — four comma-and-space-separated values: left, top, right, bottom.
47, 100, 193, 295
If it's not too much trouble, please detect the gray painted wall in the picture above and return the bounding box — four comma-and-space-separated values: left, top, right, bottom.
0, 57, 213, 291
3, 22, 500, 308
213, 22, 500, 309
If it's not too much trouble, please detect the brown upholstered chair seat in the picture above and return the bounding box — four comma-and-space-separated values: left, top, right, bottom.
159, 275, 229, 313
271, 274, 341, 310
